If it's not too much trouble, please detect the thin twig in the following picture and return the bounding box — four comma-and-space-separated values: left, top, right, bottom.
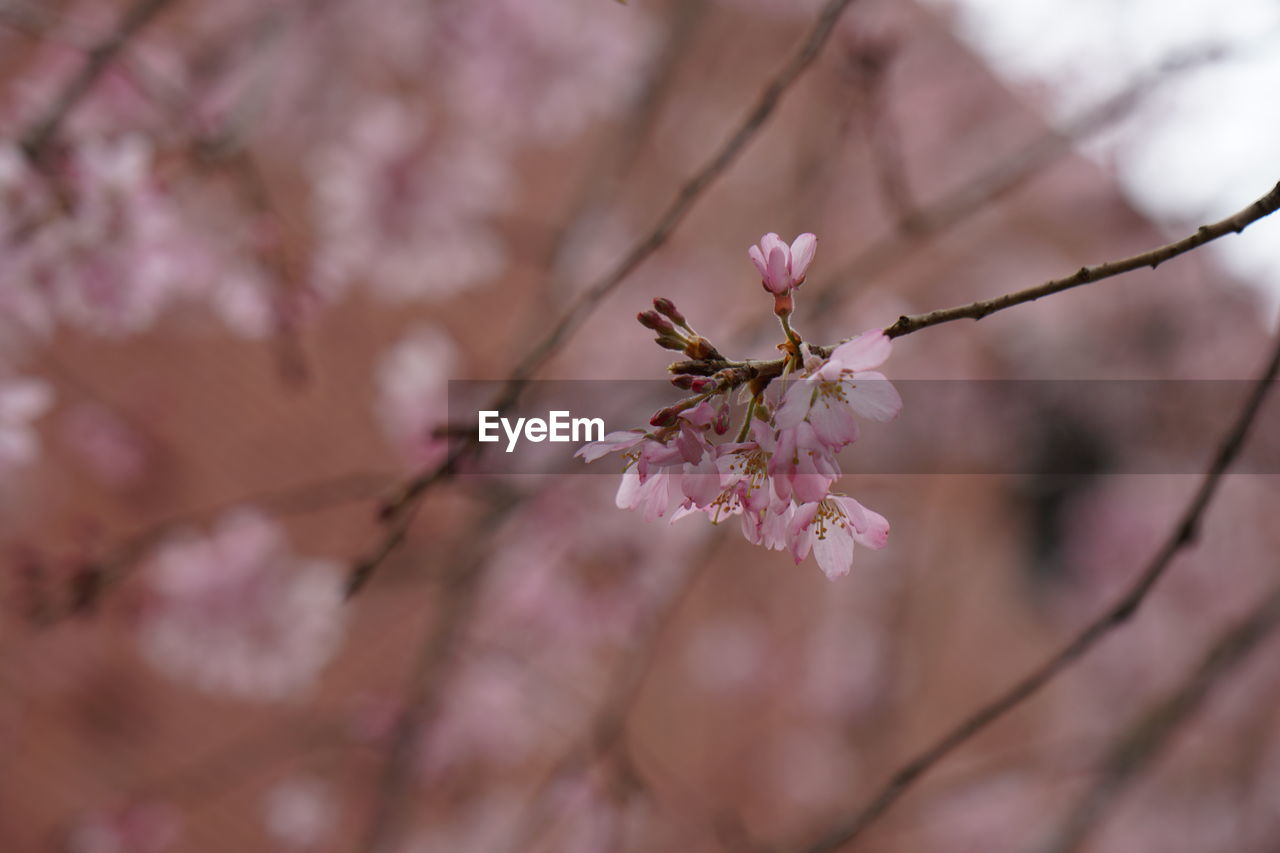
792, 327, 1280, 853
357, 495, 519, 853
883, 182, 1280, 339
797, 44, 1239, 326
508, 536, 717, 852
1035, 580, 1280, 853
19, 0, 179, 161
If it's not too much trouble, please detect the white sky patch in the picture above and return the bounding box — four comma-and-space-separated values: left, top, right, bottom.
925, 0, 1280, 316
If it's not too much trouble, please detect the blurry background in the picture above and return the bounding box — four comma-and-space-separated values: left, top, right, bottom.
2, 0, 1279, 850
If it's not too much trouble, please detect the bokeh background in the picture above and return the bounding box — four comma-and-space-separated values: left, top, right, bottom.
3, 0, 1280, 851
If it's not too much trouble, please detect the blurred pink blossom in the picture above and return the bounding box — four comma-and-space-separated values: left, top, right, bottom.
374, 325, 457, 468
262, 777, 335, 850
66, 801, 180, 853
310, 99, 509, 302
58, 403, 149, 488
0, 376, 54, 472
137, 509, 346, 700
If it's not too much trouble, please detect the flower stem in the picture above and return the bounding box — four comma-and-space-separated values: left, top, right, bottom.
736, 395, 759, 442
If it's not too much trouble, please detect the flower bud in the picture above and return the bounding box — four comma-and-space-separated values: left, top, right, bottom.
684, 336, 723, 361
637, 310, 676, 334
649, 406, 680, 428
655, 335, 688, 352
653, 297, 687, 327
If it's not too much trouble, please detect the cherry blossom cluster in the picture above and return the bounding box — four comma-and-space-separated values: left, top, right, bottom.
579, 233, 902, 579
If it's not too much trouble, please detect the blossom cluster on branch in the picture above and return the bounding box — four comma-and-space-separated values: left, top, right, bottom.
579, 233, 902, 579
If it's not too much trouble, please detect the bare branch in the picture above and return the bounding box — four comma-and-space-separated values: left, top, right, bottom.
19, 0, 179, 161
791, 327, 1280, 853
884, 181, 1280, 339
797, 44, 1241, 325
1036, 581, 1280, 853
357, 496, 519, 853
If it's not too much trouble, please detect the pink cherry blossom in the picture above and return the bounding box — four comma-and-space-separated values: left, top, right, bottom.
262, 777, 335, 850
768, 418, 842, 503
374, 326, 457, 468
67, 801, 180, 853
0, 376, 53, 471
137, 509, 346, 700
748, 232, 817, 294
775, 330, 902, 449
788, 495, 890, 579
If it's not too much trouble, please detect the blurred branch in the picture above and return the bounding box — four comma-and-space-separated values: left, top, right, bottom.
44, 471, 390, 621
1035, 580, 1280, 853
358, 494, 519, 853
355, 0, 865, 593
798, 44, 1239, 326
19, 0, 179, 162
791, 326, 1280, 853
508, 536, 716, 852
884, 180, 1280, 338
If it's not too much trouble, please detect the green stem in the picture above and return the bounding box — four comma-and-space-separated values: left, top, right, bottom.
736, 395, 759, 442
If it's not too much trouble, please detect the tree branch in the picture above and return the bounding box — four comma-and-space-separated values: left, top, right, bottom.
19, 0, 179, 161
884, 181, 1280, 339
792, 326, 1280, 853
1036, 580, 1280, 853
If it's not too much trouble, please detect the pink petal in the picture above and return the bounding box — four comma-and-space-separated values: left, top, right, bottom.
807, 391, 860, 448
829, 330, 892, 372
576, 430, 645, 462
747, 245, 769, 278
765, 246, 789, 293
788, 233, 817, 281
844, 372, 902, 422
812, 527, 855, 579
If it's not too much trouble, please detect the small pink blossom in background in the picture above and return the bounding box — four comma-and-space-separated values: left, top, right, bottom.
137, 509, 346, 700
310, 99, 509, 302
748, 232, 817, 295
66, 801, 180, 853
417, 657, 547, 778
442, 0, 658, 143
58, 403, 149, 488
0, 376, 54, 472
374, 325, 457, 468
262, 777, 336, 850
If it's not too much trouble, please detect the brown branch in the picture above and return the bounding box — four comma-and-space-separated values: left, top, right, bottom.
1036, 580, 1280, 853
357, 496, 519, 853
498, 0, 861, 390
19, 0, 179, 161
792, 327, 1280, 853
356, 0, 865, 591
797, 43, 1239, 326
507, 537, 716, 852
883, 181, 1280, 339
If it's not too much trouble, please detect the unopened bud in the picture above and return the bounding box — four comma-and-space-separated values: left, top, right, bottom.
653, 297, 687, 327
671, 374, 696, 390
655, 334, 688, 352
637, 310, 676, 334
649, 406, 680, 428
685, 336, 722, 361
